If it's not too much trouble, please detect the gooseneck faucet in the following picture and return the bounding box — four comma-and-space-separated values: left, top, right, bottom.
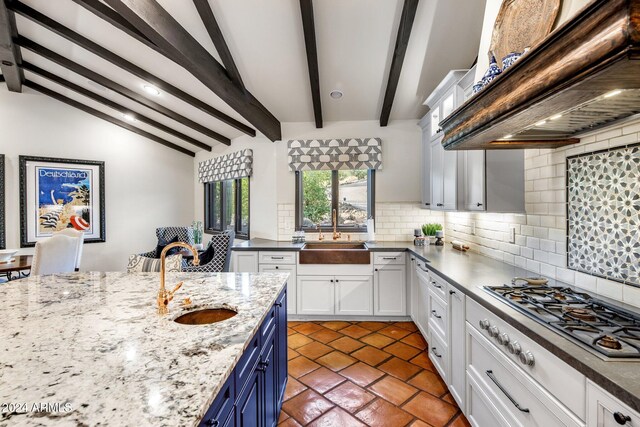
332, 209, 342, 240
158, 242, 199, 315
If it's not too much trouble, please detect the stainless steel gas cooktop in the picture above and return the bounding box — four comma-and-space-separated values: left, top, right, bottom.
485, 282, 640, 360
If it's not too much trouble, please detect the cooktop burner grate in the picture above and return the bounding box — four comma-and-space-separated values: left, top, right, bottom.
485, 283, 640, 359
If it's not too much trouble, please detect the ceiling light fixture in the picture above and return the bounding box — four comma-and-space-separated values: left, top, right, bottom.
603, 89, 622, 98
330, 90, 343, 99
535, 120, 547, 126
122, 113, 136, 122
550, 114, 563, 120
143, 84, 161, 96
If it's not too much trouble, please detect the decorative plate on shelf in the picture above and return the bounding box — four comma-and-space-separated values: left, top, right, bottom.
489, 0, 561, 66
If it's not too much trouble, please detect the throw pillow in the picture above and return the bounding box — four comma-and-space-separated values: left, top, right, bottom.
127, 254, 182, 273
198, 243, 215, 266
154, 235, 180, 258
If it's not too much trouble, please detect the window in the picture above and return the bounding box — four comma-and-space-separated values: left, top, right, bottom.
204, 177, 249, 239
295, 169, 375, 232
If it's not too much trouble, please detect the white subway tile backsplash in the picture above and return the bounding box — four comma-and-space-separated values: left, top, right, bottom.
597, 278, 623, 300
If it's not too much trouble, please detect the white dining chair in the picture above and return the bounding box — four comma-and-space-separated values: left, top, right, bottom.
31, 234, 78, 276
54, 228, 84, 270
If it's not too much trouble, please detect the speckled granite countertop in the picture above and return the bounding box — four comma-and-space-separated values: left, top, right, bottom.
0, 271, 288, 427
233, 239, 640, 411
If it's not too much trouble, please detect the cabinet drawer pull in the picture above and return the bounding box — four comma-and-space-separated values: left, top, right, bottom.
424, 202, 431, 206
431, 310, 442, 319
486, 370, 530, 413
431, 347, 442, 358
275, 302, 282, 308
449, 290, 456, 295
476, 202, 483, 207
613, 412, 631, 425
382, 257, 397, 260
431, 281, 442, 289
205, 419, 220, 426
436, 203, 444, 207
417, 265, 429, 273
271, 256, 284, 260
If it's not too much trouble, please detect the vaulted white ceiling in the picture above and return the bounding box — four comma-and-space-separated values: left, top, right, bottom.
8, 0, 486, 154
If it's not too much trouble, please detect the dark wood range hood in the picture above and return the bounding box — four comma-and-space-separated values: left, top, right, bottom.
441, 0, 640, 150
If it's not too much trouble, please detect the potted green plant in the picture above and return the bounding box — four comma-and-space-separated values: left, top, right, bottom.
422, 223, 443, 245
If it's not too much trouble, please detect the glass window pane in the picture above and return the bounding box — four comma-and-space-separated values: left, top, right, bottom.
223, 180, 236, 230
239, 177, 249, 235
301, 170, 332, 228
208, 182, 222, 230
338, 170, 368, 227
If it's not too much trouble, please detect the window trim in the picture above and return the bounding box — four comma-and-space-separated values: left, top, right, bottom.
295, 169, 375, 233
204, 178, 250, 240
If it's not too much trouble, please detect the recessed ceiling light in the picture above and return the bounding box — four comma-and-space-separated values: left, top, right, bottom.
122, 113, 136, 122
535, 120, 547, 126
603, 89, 622, 98
330, 90, 343, 99
550, 114, 563, 120
143, 84, 161, 96
503, 134, 513, 139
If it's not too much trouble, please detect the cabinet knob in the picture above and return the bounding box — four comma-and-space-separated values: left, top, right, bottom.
436, 128, 442, 133
330, 279, 334, 282
613, 412, 631, 425
275, 266, 279, 269
335, 279, 339, 283
374, 268, 378, 272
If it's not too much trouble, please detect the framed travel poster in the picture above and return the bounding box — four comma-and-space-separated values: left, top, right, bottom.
19, 156, 105, 247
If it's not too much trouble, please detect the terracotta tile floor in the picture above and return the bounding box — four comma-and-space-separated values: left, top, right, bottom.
281, 321, 470, 427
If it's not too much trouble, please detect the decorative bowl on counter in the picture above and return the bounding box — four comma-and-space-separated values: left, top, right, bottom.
0, 250, 18, 263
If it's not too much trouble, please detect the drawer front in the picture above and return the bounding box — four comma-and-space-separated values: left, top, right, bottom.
261, 305, 277, 342
466, 299, 586, 419
235, 331, 261, 395
466, 370, 512, 427
259, 251, 296, 265
373, 252, 405, 265
587, 380, 640, 427
467, 325, 584, 427
200, 374, 235, 427
428, 290, 448, 340
429, 328, 448, 382
427, 271, 447, 301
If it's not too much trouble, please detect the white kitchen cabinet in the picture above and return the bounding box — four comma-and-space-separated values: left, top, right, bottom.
373, 264, 406, 316
587, 380, 640, 427
415, 261, 430, 338
335, 276, 373, 316
231, 251, 258, 273
448, 284, 466, 411
297, 276, 334, 315
408, 256, 419, 321
421, 66, 525, 213
259, 264, 297, 315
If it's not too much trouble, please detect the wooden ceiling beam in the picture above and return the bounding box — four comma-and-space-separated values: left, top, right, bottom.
299, 0, 322, 128
17, 36, 231, 146
103, 0, 282, 141
11, 0, 255, 138
24, 80, 195, 156
0, 0, 23, 91
192, 0, 244, 88
379, 0, 418, 127
23, 61, 212, 151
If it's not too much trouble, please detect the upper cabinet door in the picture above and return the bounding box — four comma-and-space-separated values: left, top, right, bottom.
462, 151, 486, 211
441, 147, 458, 211
421, 127, 431, 209
429, 107, 441, 141
430, 138, 445, 210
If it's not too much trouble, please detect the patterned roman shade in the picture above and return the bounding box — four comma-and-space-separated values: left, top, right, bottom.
198, 149, 253, 183
287, 138, 382, 171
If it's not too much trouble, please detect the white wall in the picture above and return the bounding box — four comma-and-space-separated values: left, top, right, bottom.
194, 120, 424, 239
0, 87, 195, 271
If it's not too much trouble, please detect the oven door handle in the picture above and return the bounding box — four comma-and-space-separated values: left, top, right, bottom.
486, 370, 530, 413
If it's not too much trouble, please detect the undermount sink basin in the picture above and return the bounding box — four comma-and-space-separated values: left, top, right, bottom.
300, 242, 370, 264
174, 308, 237, 325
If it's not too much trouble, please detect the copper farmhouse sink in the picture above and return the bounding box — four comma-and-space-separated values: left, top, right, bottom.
299, 242, 370, 264
174, 308, 237, 325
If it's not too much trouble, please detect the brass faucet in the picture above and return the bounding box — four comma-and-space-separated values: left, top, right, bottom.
158, 242, 199, 315
332, 209, 342, 240
317, 223, 325, 241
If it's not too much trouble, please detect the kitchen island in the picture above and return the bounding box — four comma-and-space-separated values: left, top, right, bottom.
0, 271, 289, 426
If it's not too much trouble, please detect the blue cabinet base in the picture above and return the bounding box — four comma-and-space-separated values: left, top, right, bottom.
200, 286, 288, 427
